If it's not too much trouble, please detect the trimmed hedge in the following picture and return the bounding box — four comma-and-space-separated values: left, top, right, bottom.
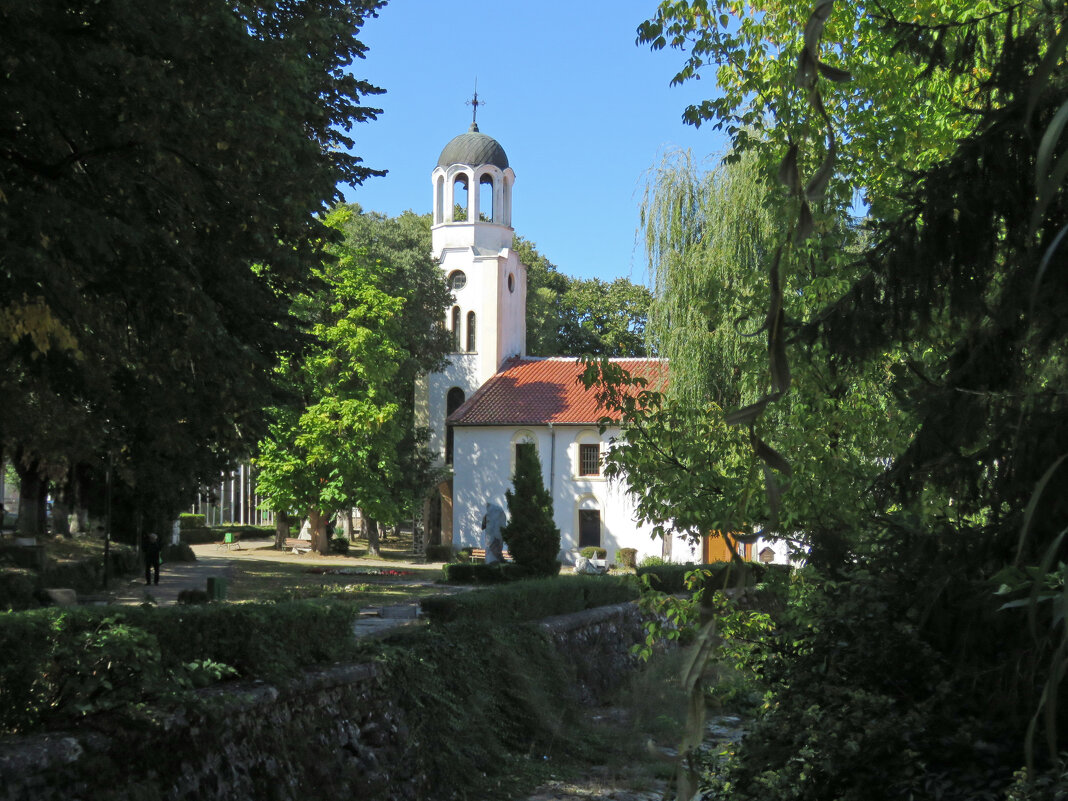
636, 561, 791, 594
424, 544, 452, 562
420, 574, 637, 624
0, 599, 361, 734
179, 525, 273, 545
178, 513, 206, 529
617, 548, 637, 569
579, 546, 607, 559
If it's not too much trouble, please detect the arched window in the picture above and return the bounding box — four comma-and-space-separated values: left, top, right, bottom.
435, 175, 445, 224
479, 173, 494, 222
510, 430, 537, 477
466, 311, 476, 352
450, 306, 461, 351
452, 174, 468, 221
445, 387, 465, 465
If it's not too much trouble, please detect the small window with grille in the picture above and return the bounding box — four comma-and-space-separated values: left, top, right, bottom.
579, 443, 600, 476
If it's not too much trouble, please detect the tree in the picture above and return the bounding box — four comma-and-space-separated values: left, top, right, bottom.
586, 148, 903, 551
255, 205, 451, 555
0, 0, 386, 535
501, 445, 561, 576
631, 0, 1068, 795
514, 236, 651, 357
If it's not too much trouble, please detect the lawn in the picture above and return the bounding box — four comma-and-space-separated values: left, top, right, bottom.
224, 556, 449, 605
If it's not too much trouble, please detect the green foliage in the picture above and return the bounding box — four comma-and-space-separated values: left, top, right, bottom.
617, 548, 638, 569
255, 205, 451, 552
636, 561, 773, 595
1, 0, 386, 528
501, 445, 561, 576
439, 561, 526, 585
514, 235, 651, 357
424, 544, 452, 562
421, 575, 636, 624
178, 514, 206, 530
329, 536, 350, 555
370, 621, 587, 796
0, 600, 360, 733
579, 546, 607, 559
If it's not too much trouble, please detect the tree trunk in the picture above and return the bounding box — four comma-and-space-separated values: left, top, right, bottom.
274, 512, 291, 549
309, 508, 330, 555
366, 517, 381, 557
342, 508, 354, 541
14, 459, 45, 537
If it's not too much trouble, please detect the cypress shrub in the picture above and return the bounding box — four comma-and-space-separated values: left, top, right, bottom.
501, 445, 560, 576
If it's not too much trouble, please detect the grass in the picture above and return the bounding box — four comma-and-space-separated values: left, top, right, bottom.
224, 558, 447, 605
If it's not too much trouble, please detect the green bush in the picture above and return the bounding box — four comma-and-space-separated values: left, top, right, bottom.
617, 547, 638, 568
421, 574, 637, 624
0, 569, 38, 610
329, 536, 349, 555
579, 546, 607, 559
440, 561, 526, 584
424, 544, 452, 562
178, 513, 206, 529
638, 555, 666, 568
0, 599, 361, 734
162, 543, 196, 563
636, 561, 768, 594
501, 445, 561, 576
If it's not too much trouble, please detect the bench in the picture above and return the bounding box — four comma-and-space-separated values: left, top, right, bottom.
283, 537, 312, 553
470, 547, 513, 562
217, 531, 242, 550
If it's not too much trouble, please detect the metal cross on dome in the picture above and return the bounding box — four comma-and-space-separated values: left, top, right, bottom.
465, 81, 484, 129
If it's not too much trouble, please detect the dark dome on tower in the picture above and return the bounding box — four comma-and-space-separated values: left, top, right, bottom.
437, 123, 509, 170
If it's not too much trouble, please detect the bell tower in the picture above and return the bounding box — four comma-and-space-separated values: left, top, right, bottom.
415, 112, 528, 468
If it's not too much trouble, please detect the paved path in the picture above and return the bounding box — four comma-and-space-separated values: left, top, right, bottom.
108, 555, 234, 606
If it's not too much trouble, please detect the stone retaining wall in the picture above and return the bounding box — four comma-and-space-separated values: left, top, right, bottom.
0, 602, 645, 801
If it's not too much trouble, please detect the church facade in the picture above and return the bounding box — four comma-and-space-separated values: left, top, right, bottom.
415, 122, 699, 566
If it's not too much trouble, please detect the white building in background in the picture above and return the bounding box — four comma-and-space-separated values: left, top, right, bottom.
414, 120, 696, 565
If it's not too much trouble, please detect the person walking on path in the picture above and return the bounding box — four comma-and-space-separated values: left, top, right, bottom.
143, 532, 162, 585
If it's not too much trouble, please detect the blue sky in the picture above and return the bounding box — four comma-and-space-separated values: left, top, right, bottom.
342, 0, 730, 284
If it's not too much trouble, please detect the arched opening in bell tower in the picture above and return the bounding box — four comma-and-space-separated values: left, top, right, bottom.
434, 175, 445, 224
479, 173, 494, 222
452, 174, 468, 222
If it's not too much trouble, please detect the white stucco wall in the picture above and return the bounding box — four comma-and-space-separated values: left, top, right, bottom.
452, 424, 694, 565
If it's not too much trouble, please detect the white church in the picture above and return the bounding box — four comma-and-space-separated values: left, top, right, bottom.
413, 120, 705, 566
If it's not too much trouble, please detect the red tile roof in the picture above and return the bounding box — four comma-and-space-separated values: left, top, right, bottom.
448, 356, 668, 426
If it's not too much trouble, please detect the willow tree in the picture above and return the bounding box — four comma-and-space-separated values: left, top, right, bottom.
590, 149, 904, 551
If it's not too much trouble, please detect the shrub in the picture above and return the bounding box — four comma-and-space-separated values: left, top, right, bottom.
425, 544, 452, 562
330, 536, 350, 555
441, 562, 526, 584
421, 574, 637, 624
0, 599, 361, 734
178, 513, 206, 529
638, 555, 666, 568
636, 561, 767, 594
579, 546, 607, 559
617, 548, 638, 568
162, 543, 196, 563
501, 445, 560, 576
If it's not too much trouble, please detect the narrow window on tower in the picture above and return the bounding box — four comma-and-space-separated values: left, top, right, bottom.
466, 311, 476, 352
451, 306, 461, 351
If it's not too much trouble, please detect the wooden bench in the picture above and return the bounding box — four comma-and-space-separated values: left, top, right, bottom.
284, 537, 312, 554
470, 547, 514, 562
216, 531, 242, 550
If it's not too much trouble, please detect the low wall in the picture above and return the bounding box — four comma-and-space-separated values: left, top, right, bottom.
0, 603, 645, 801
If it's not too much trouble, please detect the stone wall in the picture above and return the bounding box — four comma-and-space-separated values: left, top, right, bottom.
0, 603, 645, 801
